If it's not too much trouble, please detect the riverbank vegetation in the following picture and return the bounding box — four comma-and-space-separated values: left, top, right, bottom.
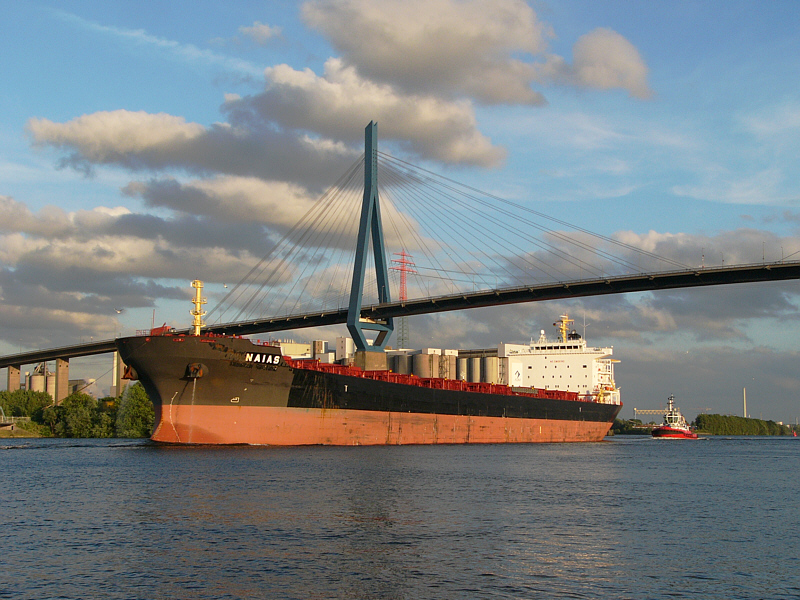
0, 383, 154, 438
609, 419, 654, 435
694, 414, 795, 436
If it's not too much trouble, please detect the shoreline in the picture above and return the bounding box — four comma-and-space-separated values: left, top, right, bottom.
0, 426, 43, 438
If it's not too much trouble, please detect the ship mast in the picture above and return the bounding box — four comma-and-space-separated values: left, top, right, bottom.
190, 279, 207, 336
555, 314, 574, 343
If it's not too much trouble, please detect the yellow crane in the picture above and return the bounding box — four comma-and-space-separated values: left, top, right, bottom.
633, 407, 710, 419
633, 408, 664, 419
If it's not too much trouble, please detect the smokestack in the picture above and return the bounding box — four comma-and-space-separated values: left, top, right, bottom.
743, 387, 747, 418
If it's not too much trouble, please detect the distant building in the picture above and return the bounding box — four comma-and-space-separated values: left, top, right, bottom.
26, 362, 55, 399
68, 378, 99, 399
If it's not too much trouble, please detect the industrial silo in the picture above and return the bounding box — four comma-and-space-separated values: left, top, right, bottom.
413, 352, 436, 378
395, 353, 412, 375
468, 357, 481, 382
457, 358, 468, 381
482, 356, 499, 384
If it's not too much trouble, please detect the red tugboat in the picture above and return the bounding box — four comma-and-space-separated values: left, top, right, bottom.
651, 395, 698, 439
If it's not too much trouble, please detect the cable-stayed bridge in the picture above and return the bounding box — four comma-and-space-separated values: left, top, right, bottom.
2, 260, 799, 371
3, 122, 800, 391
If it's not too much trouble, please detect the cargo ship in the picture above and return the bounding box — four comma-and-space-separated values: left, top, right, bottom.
115, 292, 622, 445
651, 395, 698, 439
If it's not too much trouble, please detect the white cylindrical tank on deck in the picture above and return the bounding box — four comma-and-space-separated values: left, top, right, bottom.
482, 357, 499, 384
392, 354, 412, 374
413, 353, 436, 378
456, 358, 468, 381
468, 357, 481, 382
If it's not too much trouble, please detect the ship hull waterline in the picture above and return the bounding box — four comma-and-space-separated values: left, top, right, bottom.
651, 426, 698, 439
117, 334, 622, 446
152, 404, 615, 445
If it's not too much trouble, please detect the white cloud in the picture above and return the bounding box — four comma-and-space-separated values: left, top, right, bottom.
239, 21, 282, 45
27, 109, 358, 187
28, 111, 205, 164
302, 0, 550, 105
52, 9, 264, 77
0, 303, 118, 346
16, 235, 262, 282
0, 194, 133, 239
570, 28, 653, 100
741, 102, 800, 137
226, 58, 505, 166
123, 176, 318, 227
302, 0, 652, 104
673, 167, 784, 205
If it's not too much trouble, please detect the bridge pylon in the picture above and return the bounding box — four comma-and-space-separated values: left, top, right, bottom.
347, 121, 394, 352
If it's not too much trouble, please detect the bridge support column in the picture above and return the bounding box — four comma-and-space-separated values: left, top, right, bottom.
55, 358, 69, 404
346, 121, 394, 352
7, 365, 20, 392
110, 351, 125, 397
354, 350, 388, 371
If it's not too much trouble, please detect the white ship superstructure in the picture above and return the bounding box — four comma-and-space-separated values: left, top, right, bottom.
498, 315, 620, 404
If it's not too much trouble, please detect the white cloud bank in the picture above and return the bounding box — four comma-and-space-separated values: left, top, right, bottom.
301, 0, 652, 103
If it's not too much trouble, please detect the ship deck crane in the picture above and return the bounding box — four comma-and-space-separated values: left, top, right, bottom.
634, 407, 710, 419
633, 408, 664, 419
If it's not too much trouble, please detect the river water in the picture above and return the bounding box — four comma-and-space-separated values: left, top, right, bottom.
1, 436, 798, 599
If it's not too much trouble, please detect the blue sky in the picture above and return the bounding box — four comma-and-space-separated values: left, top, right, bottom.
2, 1, 800, 422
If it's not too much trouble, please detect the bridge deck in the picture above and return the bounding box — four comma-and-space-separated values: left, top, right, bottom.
1, 261, 799, 369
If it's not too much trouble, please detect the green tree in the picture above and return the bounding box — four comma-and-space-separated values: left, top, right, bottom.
60, 392, 98, 438
92, 412, 115, 438
610, 418, 651, 435
36, 392, 111, 438
695, 413, 793, 435
0, 389, 52, 417
115, 382, 154, 438
93, 396, 117, 438
40, 404, 65, 436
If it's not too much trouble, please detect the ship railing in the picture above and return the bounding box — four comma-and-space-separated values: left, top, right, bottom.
287, 359, 586, 401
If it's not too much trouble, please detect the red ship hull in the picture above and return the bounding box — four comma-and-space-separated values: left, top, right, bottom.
151, 404, 615, 445
651, 426, 698, 439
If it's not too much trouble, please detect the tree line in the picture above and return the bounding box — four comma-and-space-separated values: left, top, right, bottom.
694, 413, 795, 436
0, 382, 154, 438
